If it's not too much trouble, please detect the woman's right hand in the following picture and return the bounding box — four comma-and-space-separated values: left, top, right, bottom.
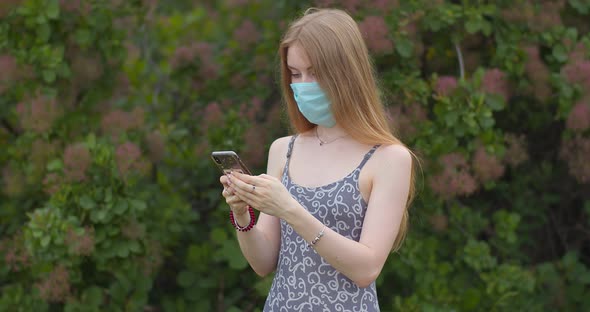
220, 174, 249, 215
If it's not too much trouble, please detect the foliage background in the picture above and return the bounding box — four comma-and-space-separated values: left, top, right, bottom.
1, 0, 589, 311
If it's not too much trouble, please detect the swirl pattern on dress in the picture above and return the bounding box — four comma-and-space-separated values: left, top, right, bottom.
263, 136, 380, 312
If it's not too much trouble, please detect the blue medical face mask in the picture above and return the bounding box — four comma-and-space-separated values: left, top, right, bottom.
290, 82, 336, 128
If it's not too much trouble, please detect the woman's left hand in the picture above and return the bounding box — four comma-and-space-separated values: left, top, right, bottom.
227, 172, 297, 219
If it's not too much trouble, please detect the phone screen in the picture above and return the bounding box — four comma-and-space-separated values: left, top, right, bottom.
211, 151, 251, 175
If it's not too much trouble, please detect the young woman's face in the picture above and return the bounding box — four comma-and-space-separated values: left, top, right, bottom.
287, 44, 316, 84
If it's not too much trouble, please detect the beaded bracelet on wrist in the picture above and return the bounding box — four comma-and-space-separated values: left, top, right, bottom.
230, 205, 256, 232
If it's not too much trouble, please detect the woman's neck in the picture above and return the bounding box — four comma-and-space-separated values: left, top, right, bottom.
315, 125, 349, 146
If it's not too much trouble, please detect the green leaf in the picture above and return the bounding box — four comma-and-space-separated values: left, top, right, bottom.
97, 210, 107, 222
82, 286, 103, 306
42, 70, 56, 83
485, 95, 504, 111
395, 37, 414, 58
80, 196, 96, 210
444, 111, 459, 126
85, 133, 97, 149
210, 228, 227, 245
41, 236, 51, 247
128, 240, 141, 253
46, 0, 60, 19
569, 0, 590, 14
465, 19, 481, 34
129, 199, 147, 212
116, 243, 129, 258
75, 29, 92, 46
177, 270, 196, 288
221, 240, 247, 270
114, 200, 128, 215
47, 159, 63, 171
552, 45, 568, 63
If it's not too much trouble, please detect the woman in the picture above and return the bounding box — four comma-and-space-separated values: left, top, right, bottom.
220, 8, 414, 311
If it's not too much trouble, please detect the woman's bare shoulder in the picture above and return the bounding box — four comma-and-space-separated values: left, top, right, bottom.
266, 135, 295, 177
269, 135, 294, 155
372, 143, 413, 174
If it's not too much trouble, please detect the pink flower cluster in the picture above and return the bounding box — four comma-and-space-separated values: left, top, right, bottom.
315, 0, 399, 14
240, 96, 263, 121
101, 107, 145, 140
170, 42, 219, 77
193, 140, 210, 159
562, 59, 590, 86
121, 219, 145, 240
482, 68, 510, 101
374, 0, 400, 12
63, 144, 91, 182
140, 240, 163, 277
0, 235, 29, 272
388, 103, 428, 139
566, 102, 590, 131
115, 142, 144, 179
359, 16, 393, 54
59, 0, 91, 15
523, 45, 551, 101
501, 1, 564, 32
43, 172, 61, 195
429, 214, 449, 232
31, 139, 58, 168
568, 42, 587, 62
0, 0, 23, 18
242, 125, 267, 168
65, 227, 95, 256
226, 0, 250, 7
36, 265, 71, 303
16, 94, 61, 133
560, 135, 590, 183
201, 101, 224, 133
233, 19, 260, 46
435, 76, 458, 96
503, 134, 529, 167
429, 153, 478, 200
561, 60, 590, 91
0, 54, 18, 93
2, 165, 25, 197
146, 131, 165, 162
70, 54, 103, 86
472, 146, 505, 183
529, 2, 564, 32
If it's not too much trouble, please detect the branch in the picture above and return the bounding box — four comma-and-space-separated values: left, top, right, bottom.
1, 118, 18, 136
455, 42, 465, 80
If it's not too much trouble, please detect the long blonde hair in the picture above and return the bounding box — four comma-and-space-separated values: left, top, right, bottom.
279, 8, 416, 251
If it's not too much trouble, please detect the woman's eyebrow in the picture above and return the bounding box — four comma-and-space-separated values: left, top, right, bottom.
287, 65, 313, 70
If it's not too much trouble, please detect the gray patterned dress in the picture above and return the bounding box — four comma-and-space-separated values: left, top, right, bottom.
263, 135, 381, 312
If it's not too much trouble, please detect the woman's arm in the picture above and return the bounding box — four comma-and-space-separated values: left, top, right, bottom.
230, 144, 412, 287
223, 137, 289, 276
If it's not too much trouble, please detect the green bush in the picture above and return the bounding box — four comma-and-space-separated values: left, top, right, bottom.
0, 0, 588, 311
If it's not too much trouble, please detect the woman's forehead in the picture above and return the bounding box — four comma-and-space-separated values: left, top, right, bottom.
287, 44, 311, 68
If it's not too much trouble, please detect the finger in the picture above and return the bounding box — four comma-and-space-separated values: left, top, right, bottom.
226, 196, 242, 205
229, 173, 257, 193
232, 184, 258, 205
231, 171, 263, 185
259, 173, 276, 181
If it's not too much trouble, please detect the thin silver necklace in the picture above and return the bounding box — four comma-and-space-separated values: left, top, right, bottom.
315, 127, 348, 146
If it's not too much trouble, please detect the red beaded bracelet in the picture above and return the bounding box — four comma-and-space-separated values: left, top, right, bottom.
230, 205, 256, 232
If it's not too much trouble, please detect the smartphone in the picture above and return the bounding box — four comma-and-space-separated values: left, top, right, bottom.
211, 151, 252, 175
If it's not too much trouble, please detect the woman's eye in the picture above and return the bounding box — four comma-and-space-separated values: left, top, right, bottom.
291, 73, 301, 78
